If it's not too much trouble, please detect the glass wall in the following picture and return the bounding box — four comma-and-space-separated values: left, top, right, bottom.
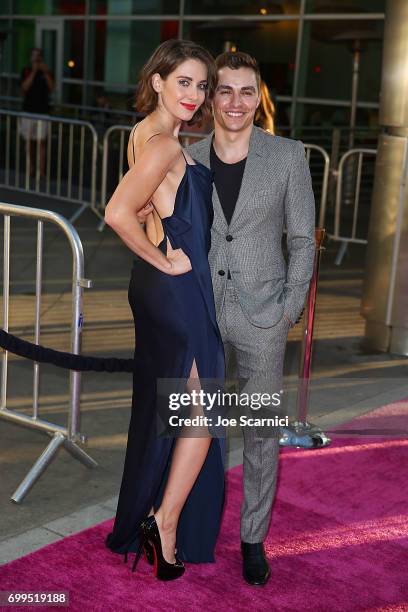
184, 19, 298, 95
299, 19, 383, 102
64, 20, 84, 79
305, 0, 384, 11
13, 0, 86, 15
0, 0, 385, 131
184, 0, 301, 15
89, 0, 180, 15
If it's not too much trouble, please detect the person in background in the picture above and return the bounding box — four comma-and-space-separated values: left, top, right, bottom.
93, 91, 113, 139
20, 47, 54, 177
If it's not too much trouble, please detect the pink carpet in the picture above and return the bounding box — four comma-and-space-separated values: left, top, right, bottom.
1, 407, 408, 611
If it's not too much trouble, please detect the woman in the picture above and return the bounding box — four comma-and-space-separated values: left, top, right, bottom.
104, 40, 225, 581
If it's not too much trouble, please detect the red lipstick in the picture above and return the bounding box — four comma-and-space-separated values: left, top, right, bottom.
180, 102, 196, 111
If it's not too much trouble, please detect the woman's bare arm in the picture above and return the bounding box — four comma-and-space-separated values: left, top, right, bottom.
126, 126, 155, 226
105, 134, 188, 274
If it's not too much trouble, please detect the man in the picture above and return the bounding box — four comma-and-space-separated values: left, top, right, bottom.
20, 47, 54, 176
187, 52, 315, 586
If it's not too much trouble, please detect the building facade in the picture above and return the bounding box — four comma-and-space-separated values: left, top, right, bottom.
0, 0, 384, 131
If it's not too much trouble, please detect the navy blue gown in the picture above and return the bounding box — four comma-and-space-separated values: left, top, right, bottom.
106, 151, 226, 563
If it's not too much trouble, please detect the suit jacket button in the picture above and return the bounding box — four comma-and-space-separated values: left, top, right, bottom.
226, 234, 233, 242
218, 270, 225, 276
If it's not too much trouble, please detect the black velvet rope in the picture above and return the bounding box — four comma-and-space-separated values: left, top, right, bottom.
0, 329, 134, 372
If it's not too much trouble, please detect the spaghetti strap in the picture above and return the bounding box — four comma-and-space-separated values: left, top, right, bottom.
130, 124, 138, 164
145, 132, 189, 164
139, 131, 189, 166
145, 133, 162, 143
130, 126, 161, 163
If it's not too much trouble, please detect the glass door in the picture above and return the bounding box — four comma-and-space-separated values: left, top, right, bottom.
35, 18, 63, 104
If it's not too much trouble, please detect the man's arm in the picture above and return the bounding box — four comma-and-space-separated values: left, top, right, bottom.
283, 140, 316, 326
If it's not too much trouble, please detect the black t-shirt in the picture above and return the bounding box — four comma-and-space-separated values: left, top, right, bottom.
210, 141, 247, 226
21, 67, 51, 114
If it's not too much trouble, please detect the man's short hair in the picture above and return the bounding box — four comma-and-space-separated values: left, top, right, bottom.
215, 51, 261, 90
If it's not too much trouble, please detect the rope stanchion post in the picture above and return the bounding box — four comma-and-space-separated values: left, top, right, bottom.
303, 144, 330, 230
280, 228, 331, 448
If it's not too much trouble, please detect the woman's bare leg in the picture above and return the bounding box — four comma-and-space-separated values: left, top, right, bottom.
155, 359, 211, 563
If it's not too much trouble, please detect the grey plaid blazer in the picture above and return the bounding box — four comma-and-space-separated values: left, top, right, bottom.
188, 126, 316, 328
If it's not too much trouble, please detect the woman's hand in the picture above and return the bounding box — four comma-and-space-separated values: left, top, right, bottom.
166, 238, 192, 275
136, 202, 154, 224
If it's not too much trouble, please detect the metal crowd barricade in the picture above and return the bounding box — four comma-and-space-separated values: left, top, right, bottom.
99, 124, 330, 230
0, 202, 96, 503
0, 110, 101, 224
329, 148, 377, 264
99, 124, 132, 230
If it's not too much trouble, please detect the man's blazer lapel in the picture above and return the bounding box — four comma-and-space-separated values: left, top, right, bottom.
193, 132, 228, 232
212, 182, 228, 232
229, 126, 267, 229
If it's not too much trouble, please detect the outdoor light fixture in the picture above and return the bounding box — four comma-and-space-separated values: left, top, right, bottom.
254, 0, 284, 15
311, 6, 382, 150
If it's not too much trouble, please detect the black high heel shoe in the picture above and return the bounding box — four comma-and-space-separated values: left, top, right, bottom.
124, 542, 154, 565
144, 540, 154, 565
124, 543, 153, 565
132, 516, 185, 581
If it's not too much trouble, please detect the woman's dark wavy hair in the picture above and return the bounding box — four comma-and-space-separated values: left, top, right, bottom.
135, 39, 216, 126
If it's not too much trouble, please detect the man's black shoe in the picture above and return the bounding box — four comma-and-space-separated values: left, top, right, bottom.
241, 542, 270, 585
